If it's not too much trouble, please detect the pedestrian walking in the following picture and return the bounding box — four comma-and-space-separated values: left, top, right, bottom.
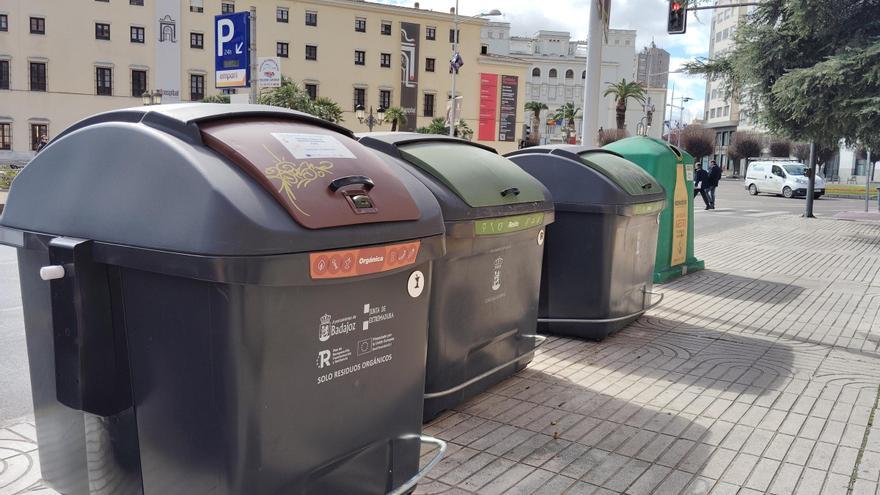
706, 159, 722, 209
694, 163, 711, 210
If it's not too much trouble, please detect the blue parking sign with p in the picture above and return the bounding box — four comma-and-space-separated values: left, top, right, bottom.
215, 12, 250, 88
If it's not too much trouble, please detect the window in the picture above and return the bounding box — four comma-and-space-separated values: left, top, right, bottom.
381, 21, 392, 35
582, 70, 586, 79
30, 17, 45, 34
449, 29, 459, 43
355, 17, 366, 32
131, 69, 147, 97
379, 89, 391, 110
276, 7, 288, 23
31, 124, 47, 151
305, 45, 317, 60
425, 58, 435, 72
549, 69, 557, 78
565, 69, 574, 79
480, 45, 488, 55
305, 11, 317, 26
531, 68, 540, 77
710, 108, 716, 118
380, 53, 391, 68
95, 23, 110, 40
130, 26, 144, 43
0, 14, 7, 31
190, 0, 204, 13
96, 67, 112, 96
354, 50, 365, 66
0, 123, 9, 150
190, 32, 204, 49
426, 26, 436, 40
221, 2, 234, 14
0, 60, 8, 90
190, 74, 205, 101
276, 42, 288, 57
130, 0, 144, 5
723, 106, 730, 117
353, 87, 365, 110
30, 62, 46, 91
423, 93, 435, 117
305, 83, 317, 100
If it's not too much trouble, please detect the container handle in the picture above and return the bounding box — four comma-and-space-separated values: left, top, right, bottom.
386, 435, 447, 495
537, 288, 664, 325
500, 187, 521, 197
329, 175, 375, 192
423, 334, 547, 399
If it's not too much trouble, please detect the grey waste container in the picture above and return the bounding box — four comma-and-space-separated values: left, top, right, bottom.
0, 104, 448, 495
358, 133, 554, 421
506, 145, 666, 339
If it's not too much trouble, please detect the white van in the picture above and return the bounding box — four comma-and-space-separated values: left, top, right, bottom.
744, 161, 826, 199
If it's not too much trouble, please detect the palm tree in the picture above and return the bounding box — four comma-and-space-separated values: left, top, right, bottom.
311, 97, 344, 124
524, 101, 548, 145
258, 77, 344, 123
384, 106, 407, 131
553, 103, 581, 143
603, 79, 646, 130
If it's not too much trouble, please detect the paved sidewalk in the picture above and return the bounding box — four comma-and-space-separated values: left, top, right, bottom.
835, 211, 880, 224
3, 215, 880, 494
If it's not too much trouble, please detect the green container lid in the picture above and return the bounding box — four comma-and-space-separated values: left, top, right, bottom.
397, 141, 547, 208
578, 150, 663, 197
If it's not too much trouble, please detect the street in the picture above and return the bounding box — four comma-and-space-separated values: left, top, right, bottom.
0, 245, 28, 424
694, 180, 871, 237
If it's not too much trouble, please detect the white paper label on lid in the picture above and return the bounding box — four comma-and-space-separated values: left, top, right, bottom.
271, 133, 357, 160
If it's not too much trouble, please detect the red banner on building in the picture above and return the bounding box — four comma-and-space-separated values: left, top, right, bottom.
478, 73, 498, 141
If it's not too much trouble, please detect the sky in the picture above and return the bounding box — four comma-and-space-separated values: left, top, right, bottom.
377, 0, 710, 125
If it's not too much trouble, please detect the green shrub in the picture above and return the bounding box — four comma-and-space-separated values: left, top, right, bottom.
0, 167, 20, 190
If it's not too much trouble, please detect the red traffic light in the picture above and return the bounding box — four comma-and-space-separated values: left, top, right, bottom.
668, 0, 687, 34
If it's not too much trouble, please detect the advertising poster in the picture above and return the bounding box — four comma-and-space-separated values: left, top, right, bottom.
498, 75, 518, 142
156, 0, 181, 102
478, 73, 498, 142
400, 22, 420, 132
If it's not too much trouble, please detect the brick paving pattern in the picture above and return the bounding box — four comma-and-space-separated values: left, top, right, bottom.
3, 216, 880, 494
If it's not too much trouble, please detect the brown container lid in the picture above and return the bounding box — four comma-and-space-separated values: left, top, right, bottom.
201, 118, 420, 230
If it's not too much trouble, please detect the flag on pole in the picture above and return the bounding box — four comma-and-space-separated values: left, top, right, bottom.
449, 52, 464, 74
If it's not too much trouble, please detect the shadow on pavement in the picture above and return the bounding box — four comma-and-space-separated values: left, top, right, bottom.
415, 317, 796, 493
661, 270, 804, 305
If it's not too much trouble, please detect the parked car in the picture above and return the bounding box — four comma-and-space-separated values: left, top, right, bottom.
744, 161, 826, 199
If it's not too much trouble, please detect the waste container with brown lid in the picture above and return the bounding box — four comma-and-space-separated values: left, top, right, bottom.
0, 104, 447, 495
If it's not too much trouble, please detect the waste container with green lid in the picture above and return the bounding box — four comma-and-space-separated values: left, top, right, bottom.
0, 104, 449, 495
604, 136, 705, 283
358, 132, 554, 421
505, 145, 666, 339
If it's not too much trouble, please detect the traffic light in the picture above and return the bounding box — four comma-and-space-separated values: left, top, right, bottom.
667, 0, 687, 34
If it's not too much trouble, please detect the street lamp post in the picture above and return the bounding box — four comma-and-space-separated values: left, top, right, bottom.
666, 95, 692, 147
356, 105, 386, 132
448, 0, 460, 137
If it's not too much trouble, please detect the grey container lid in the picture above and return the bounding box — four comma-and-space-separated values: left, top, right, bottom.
505, 145, 667, 215
0, 104, 445, 256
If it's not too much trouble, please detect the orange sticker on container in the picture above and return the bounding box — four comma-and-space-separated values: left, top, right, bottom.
309, 241, 421, 279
